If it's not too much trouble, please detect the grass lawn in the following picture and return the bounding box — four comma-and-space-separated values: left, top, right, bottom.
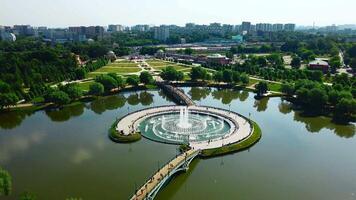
107, 62, 139, 68
95, 67, 141, 73
78, 81, 94, 91
248, 78, 260, 87
268, 82, 282, 92
201, 121, 262, 157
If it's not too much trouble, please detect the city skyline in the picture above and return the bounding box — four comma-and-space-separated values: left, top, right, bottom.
1, 0, 356, 27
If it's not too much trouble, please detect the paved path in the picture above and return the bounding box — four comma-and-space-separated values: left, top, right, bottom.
130, 149, 198, 200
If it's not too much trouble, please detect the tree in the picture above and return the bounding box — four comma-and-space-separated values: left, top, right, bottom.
329, 56, 341, 73
334, 98, 356, 122
291, 56, 301, 69
308, 87, 328, 111
107, 73, 125, 88
0, 167, 12, 196
95, 75, 118, 91
213, 71, 223, 82
222, 70, 233, 83
89, 82, 104, 96
47, 90, 71, 105
160, 66, 184, 81
0, 93, 19, 109
19, 191, 37, 200
60, 83, 83, 99
74, 68, 87, 80
190, 67, 207, 81
126, 75, 140, 86
257, 57, 267, 67
139, 71, 153, 84
255, 81, 269, 96
232, 71, 241, 83
240, 73, 249, 85
281, 83, 295, 96
184, 48, 194, 55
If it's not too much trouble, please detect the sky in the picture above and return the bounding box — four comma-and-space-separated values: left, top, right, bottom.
0, 0, 355, 27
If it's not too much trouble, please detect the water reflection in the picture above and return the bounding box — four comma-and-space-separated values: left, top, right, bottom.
293, 112, 355, 138
0, 111, 29, 129
127, 91, 154, 106
212, 89, 241, 104
188, 87, 211, 101
278, 101, 293, 115
90, 94, 126, 114
45, 103, 85, 122
0, 131, 46, 163
253, 98, 269, 112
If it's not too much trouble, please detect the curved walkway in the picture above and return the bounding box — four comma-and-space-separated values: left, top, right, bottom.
130, 149, 199, 200
115, 105, 252, 150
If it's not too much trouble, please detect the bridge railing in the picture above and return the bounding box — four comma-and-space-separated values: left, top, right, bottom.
130, 150, 199, 200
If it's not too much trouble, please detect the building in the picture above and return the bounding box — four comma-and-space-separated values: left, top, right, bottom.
256, 23, 273, 32
131, 25, 150, 32
241, 22, 251, 33
0, 32, 16, 42
154, 26, 170, 42
207, 54, 231, 66
108, 24, 125, 32
13, 25, 36, 36
272, 24, 284, 32
284, 24, 296, 31
308, 59, 329, 73
69, 26, 104, 39
231, 35, 243, 43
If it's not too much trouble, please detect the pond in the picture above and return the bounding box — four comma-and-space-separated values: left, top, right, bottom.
0, 88, 355, 200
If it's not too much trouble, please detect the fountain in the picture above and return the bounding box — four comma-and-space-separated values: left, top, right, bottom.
177, 107, 192, 129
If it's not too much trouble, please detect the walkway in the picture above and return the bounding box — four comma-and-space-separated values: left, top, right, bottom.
130, 149, 200, 200
157, 83, 195, 106
115, 105, 252, 150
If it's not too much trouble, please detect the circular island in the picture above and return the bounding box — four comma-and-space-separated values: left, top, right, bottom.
112, 105, 258, 152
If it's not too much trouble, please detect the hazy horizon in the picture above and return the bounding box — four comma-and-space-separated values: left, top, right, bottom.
1, 0, 355, 27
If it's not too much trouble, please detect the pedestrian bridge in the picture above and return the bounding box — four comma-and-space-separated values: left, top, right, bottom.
157, 82, 195, 106
130, 149, 200, 200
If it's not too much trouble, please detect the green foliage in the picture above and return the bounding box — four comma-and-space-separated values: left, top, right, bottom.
107, 73, 125, 88
89, 82, 104, 96
201, 121, 261, 157
47, 90, 71, 105
334, 98, 356, 122
126, 75, 140, 86
160, 66, 184, 81
240, 73, 249, 85
140, 46, 164, 55
19, 191, 37, 200
95, 75, 119, 91
59, 83, 83, 99
281, 83, 295, 95
0, 93, 19, 109
139, 71, 154, 84
0, 167, 12, 196
184, 48, 194, 55
213, 71, 223, 82
190, 67, 208, 81
291, 56, 301, 69
255, 81, 269, 96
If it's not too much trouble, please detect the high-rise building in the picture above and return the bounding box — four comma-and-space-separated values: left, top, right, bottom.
154, 26, 170, 41
284, 24, 296, 31
69, 26, 104, 39
256, 23, 273, 32
241, 22, 251, 33
108, 24, 124, 32
272, 24, 284, 32
13, 25, 34, 36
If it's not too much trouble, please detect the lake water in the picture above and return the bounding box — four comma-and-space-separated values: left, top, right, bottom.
0, 88, 355, 200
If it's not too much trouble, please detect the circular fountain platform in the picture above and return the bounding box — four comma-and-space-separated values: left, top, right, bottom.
116, 106, 252, 150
